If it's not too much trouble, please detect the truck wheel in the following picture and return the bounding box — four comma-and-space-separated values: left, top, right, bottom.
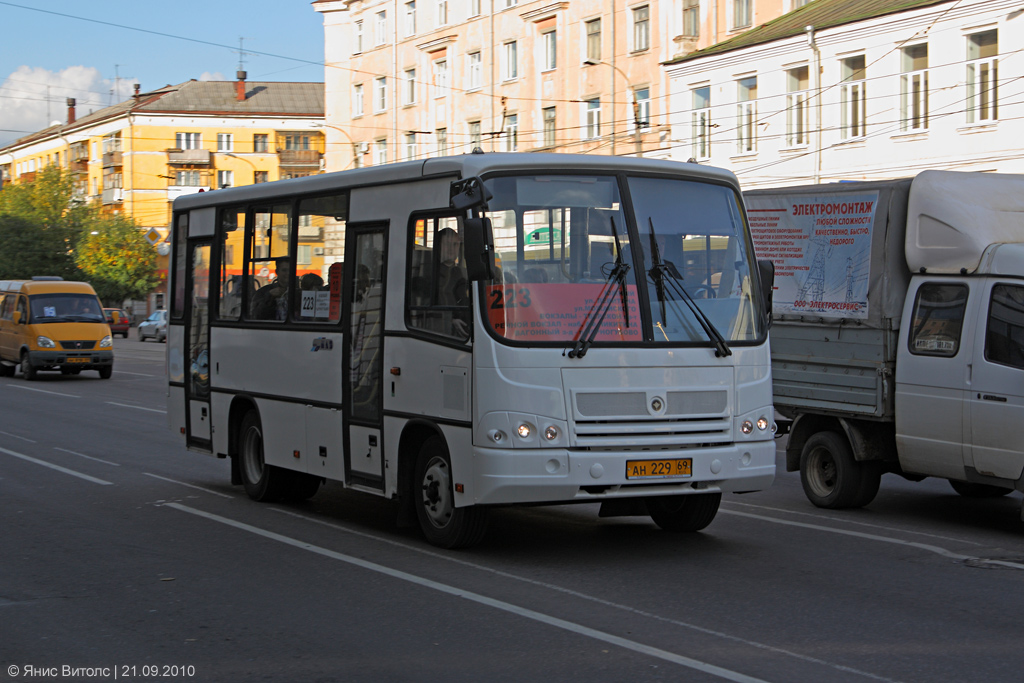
646, 492, 722, 532
98, 366, 113, 379
414, 435, 487, 549
800, 431, 871, 509
238, 410, 286, 502
949, 480, 1012, 498
20, 352, 36, 381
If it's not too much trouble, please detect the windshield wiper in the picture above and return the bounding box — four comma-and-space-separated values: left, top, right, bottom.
648, 218, 731, 358
568, 217, 631, 359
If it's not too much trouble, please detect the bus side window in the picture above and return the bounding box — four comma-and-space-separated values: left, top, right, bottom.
406, 215, 471, 339
245, 205, 292, 322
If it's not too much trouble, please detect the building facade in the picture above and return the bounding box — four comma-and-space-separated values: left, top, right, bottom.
665, 0, 1023, 188
314, 0, 804, 171
0, 76, 326, 312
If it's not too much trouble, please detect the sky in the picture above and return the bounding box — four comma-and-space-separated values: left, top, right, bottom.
0, 0, 326, 146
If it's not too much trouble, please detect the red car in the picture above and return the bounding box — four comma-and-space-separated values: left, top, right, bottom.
103, 308, 130, 338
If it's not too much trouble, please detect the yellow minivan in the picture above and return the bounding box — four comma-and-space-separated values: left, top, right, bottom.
0, 278, 114, 380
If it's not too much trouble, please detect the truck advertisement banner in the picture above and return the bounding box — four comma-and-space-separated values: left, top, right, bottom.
746, 192, 879, 319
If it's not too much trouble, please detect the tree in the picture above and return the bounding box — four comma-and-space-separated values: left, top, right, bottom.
0, 165, 88, 279
76, 214, 161, 306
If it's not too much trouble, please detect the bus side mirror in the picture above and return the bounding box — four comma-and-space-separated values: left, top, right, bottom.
450, 177, 492, 211
757, 259, 775, 325
463, 217, 495, 282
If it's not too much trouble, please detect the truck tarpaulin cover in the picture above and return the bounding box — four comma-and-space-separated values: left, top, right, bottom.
745, 179, 911, 329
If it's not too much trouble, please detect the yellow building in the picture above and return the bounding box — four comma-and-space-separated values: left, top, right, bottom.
0, 74, 325, 312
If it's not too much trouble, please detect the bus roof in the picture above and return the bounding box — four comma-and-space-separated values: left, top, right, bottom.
171, 153, 740, 212
0, 280, 98, 295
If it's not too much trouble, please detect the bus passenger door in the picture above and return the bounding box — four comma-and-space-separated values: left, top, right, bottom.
185, 240, 213, 450
343, 225, 387, 488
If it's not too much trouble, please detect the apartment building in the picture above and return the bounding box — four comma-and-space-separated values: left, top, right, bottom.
313, 0, 804, 171
665, 0, 1023, 187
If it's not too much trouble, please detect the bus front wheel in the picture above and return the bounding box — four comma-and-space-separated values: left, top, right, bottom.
414, 435, 487, 549
238, 410, 286, 502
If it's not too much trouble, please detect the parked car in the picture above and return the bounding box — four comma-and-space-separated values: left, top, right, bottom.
103, 308, 130, 338
138, 310, 168, 342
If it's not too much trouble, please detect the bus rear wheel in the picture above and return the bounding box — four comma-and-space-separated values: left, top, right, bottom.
238, 410, 286, 502
646, 492, 722, 532
414, 435, 487, 549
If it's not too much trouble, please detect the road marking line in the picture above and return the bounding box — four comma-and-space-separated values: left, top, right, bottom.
0, 446, 112, 485
106, 401, 167, 414
721, 509, 1024, 570
724, 500, 984, 546
54, 447, 121, 467
145, 473, 233, 498
167, 503, 770, 683
271, 508, 901, 683
0, 430, 36, 443
9, 385, 79, 398
112, 371, 156, 377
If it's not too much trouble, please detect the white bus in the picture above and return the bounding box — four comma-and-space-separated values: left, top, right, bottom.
167, 153, 776, 548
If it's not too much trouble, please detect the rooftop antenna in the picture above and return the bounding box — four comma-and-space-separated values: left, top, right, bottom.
236, 37, 256, 72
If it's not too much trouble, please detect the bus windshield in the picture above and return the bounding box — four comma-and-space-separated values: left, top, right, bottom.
29, 293, 104, 323
482, 174, 762, 346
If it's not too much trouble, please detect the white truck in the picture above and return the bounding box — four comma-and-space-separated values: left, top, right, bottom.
745, 170, 1024, 512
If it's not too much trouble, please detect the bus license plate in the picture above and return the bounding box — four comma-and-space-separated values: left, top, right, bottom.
625, 458, 692, 480
66, 358, 89, 363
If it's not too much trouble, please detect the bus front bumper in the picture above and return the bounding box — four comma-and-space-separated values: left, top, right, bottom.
26, 350, 114, 370
466, 440, 776, 506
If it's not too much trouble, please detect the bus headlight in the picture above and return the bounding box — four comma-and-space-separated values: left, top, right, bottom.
544, 426, 559, 441
517, 423, 532, 439
757, 417, 769, 431
99, 335, 113, 349
741, 420, 754, 435
36, 336, 55, 348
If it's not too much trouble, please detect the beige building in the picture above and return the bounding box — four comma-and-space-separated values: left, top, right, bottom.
313, 0, 806, 170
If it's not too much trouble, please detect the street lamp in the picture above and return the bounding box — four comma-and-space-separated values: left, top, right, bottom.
313, 123, 360, 170
583, 58, 643, 157
220, 152, 260, 187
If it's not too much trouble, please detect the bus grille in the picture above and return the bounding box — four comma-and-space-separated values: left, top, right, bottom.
60, 340, 96, 350
571, 389, 730, 448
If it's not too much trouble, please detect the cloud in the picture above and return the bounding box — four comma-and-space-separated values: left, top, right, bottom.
0, 66, 138, 147
199, 71, 227, 82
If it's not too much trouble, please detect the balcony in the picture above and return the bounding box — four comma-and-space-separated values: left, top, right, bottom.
69, 159, 88, 173
102, 188, 124, 204
166, 149, 211, 165
278, 149, 322, 167
102, 151, 122, 168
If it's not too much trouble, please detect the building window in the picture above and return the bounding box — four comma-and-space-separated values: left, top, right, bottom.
542, 30, 557, 71
217, 133, 233, 152
434, 59, 448, 98
470, 0, 481, 17
405, 133, 418, 160
436, 128, 448, 156
585, 98, 601, 140
734, 0, 751, 29
634, 87, 650, 129
436, 0, 448, 26
375, 77, 388, 112
468, 51, 482, 90
254, 171, 269, 183
176, 132, 201, 149
586, 19, 601, 62
355, 20, 364, 53
503, 41, 518, 81
543, 107, 557, 147
633, 6, 650, 52
786, 66, 809, 147
967, 29, 998, 124
217, 170, 234, 188
682, 0, 699, 38
253, 134, 268, 152
504, 114, 518, 151
737, 76, 757, 153
284, 134, 311, 150
404, 69, 417, 105
353, 83, 364, 117
374, 139, 388, 165
692, 86, 711, 159
375, 11, 387, 46
900, 44, 928, 132
175, 170, 202, 186
469, 121, 482, 150
841, 55, 867, 139
503, 0, 517, 7
404, 1, 416, 36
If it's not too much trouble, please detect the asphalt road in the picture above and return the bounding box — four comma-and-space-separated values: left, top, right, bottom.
2, 331, 1024, 683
